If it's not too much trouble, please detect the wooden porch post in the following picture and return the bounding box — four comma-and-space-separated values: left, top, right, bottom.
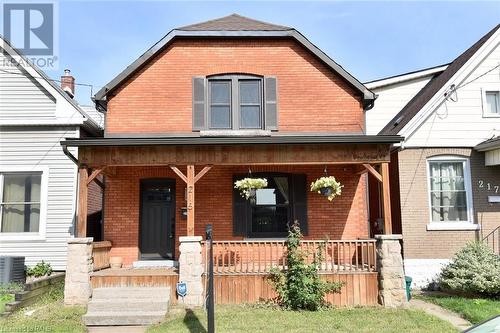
381, 162, 392, 234
186, 165, 195, 236
170, 165, 212, 237
77, 167, 89, 237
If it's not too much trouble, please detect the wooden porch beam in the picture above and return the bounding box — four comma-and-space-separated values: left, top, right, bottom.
87, 167, 106, 186
362, 163, 383, 183
169, 165, 188, 184
77, 167, 89, 237
194, 165, 213, 184
381, 162, 392, 234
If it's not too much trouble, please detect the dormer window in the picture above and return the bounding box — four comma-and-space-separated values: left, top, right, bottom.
193, 75, 277, 131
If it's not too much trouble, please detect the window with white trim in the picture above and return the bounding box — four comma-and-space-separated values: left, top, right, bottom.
0, 173, 42, 233
427, 158, 472, 223
482, 89, 500, 117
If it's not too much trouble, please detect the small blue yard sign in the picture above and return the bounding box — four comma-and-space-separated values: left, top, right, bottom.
176, 281, 187, 297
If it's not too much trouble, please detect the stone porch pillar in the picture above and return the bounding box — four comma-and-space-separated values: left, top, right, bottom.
64, 237, 93, 305
375, 234, 408, 308
178, 236, 204, 307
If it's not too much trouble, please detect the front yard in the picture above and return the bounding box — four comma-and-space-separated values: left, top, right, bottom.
147, 305, 458, 333
417, 294, 500, 324
0, 281, 461, 333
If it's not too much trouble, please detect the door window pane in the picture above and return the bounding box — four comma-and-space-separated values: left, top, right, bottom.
1, 173, 41, 233
428, 161, 469, 222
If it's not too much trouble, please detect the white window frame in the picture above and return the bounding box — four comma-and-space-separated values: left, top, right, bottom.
481, 87, 500, 118
0, 166, 49, 241
426, 156, 478, 231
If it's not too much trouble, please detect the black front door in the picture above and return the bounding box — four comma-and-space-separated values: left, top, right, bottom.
139, 179, 175, 260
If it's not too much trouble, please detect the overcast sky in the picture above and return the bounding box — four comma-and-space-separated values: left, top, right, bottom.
42, 1, 499, 104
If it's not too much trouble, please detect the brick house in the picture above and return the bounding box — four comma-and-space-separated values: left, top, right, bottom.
62, 15, 405, 314
366, 24, 500, 287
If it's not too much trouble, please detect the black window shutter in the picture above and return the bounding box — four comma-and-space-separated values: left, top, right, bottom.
264, 76, 278, 131
232, 174, 248, 236
291, 174, 308, 235
192, 77, 206, 130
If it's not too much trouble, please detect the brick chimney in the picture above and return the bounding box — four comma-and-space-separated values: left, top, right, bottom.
61, 69, 75, 98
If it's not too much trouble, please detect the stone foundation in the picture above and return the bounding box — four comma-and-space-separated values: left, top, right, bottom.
178, 236, 204, 307
375, 234, 408, 308
64, 237, 93, 305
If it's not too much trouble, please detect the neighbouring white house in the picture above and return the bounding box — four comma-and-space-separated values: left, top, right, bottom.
366, 23, 500, 287
0, 36, 103, 271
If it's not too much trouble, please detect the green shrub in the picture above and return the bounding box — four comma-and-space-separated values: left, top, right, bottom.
268, 221, 344, 310
438, 242, 500, 297
26, 261, 53, 278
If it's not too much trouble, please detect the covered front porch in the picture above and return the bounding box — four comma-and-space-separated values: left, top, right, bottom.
62, 135, 403, 306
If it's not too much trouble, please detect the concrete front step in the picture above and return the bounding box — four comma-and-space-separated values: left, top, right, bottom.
87, 299, 170, 312
84, 287, 171, 327
91, 287, 171, 300
83, 311, 166, 326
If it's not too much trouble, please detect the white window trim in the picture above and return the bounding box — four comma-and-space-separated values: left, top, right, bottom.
426, 156, 476, 231
0, 166, 49, 241
481, 87, 500, 118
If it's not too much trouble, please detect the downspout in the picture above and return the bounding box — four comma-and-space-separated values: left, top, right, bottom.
62, 144, 80, 166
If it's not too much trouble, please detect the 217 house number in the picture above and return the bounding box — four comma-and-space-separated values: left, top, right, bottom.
478, 180, 500, 193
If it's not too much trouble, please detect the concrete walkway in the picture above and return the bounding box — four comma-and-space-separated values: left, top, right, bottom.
410, 298, 472, 331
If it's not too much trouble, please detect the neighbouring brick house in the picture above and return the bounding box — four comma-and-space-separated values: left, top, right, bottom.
366, 24, 500, 287
62, 15, 407, 314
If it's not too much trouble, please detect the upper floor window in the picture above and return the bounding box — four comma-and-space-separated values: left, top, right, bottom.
193, 75, 277, 131
482, 89, 500, 117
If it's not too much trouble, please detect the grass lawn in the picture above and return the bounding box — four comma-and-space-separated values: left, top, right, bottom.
0, 282, 86, 333
147, 305, 458, 333
0, 294, 14, 313
417, 294, 500, 324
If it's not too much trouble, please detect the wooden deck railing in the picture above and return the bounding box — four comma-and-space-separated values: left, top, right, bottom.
91, 241, 112, 271
202, 239, 377, 274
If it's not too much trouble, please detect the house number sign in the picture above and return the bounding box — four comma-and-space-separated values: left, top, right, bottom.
478, 180, 500, 193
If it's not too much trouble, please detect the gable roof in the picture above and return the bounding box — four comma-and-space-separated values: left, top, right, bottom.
0, 35, 101, 134
380, 24, 500, 135
94, 14, 375, 107
178, 14, 291, 31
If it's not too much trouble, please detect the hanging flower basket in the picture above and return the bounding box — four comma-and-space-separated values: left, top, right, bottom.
310, 176, 343, 202
234, 177, 268, 200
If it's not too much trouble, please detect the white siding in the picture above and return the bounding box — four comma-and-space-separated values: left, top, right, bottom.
0, 127, 79, 271
365, 75, 435, 135
405, 41, 500, 147
0, 52, 57, 121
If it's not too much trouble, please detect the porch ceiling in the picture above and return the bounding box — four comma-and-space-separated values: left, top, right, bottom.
62, 134, 402, 167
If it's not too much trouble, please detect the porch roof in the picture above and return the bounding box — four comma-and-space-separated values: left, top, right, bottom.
61, 133, 403, 147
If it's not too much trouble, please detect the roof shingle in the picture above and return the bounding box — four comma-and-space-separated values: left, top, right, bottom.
380, 24, 500, 135
177, 14, 291, 31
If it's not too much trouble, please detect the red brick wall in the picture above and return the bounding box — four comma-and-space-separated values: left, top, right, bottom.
104, 165, 368, 266
105, 38, 364, 135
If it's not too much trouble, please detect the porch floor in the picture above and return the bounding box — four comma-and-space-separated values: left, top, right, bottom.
91, 267, 178, 277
